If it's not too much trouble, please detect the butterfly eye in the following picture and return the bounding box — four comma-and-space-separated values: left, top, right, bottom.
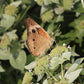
32, 29, 36, 33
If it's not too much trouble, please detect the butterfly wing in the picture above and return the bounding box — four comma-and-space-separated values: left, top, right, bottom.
26, 18, 54, 56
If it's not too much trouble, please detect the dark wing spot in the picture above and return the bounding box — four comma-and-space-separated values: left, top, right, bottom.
32, 29, 36, 33
33, 39, 35, 41
34, 47, 36, 49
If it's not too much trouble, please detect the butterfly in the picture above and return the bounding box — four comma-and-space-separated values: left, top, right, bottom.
25, 18, 54, 56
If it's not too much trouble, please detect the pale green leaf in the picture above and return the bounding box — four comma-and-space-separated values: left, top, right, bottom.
0, 48, 12, 60
54, 6, 64, 15
81, 0, 84, 8
43, 79, 48, 84
10, 1, 22, 7
9, 50, 26, 71
22, 0, 32, 4
44, 0, 52, 5
35, 0, 44, 6
35, 55, 49, 75
25, 61, 36, 70
41, 4, 49, 14
0, 65, 5, 72
62, 52, 71, 60
56, 15, 64, 22
65, 58, 84, 76
50, 46, 68, 58
37, 74, 44, 81
0, 14, 15, 30
71, 51, 79, 56
22, 72, 33, 84
5, 5, 17, 15
41, 10, 54, 22
65, 69, 82, 84
51, 0, 59, 4
63, 0, 73, 10
7, 30, 18, 41
22, 29, 27, 41
0, 34, 10, 49
49, 57, 59, 70
10, 40, 21, 55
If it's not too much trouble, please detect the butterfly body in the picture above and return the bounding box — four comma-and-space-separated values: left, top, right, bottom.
26, 18, 54, 56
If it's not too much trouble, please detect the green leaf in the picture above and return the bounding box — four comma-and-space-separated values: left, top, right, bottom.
81, 67, 84, 75
0, 65, 5, 72
25, 61, 36, 70
71, 51, 79, 57
41, 4, 49, 14
41, 10, 54, 22
65, 58, 84, 76
74, 2, 84, 13
50, 52, 71, 70
44, 0, 52, 5
49, 57, 59, 70
59, 78, 68, 84
9, 50, 26, 71
51, 0, 59, 4
22, 0, 32, 4
50, 46, 68, 58
65, 63, 72, 70
54, 6, 64, 15
10, 40, 21, 55
27, 54, 36, 64
75, 20, 84, 30
81, 0, 84, 8
35, 55, 49, 75
0, 48, 12, 60
37, 74, 44, 81
47, 23, 57, 34
65, 69, 82, 84
41, 4, 54, 22
5, 5, 17, 15
0, 14, 15, 30
6, 30, 18, 41
43, 79, 48, 84
63, 0, 73, 10
22, 29, 27, 41
10, 1, 22, 7
17, 79, 22, 84
35, 0, 44, 6
0, 34, 10, 49
56, 15, 64, 22
61, 52, 71, 60
22, 72, 33, 84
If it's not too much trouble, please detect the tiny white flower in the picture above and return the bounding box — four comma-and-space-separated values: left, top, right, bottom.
29, 69, 32, 72
63, 43, 66, 46
59, 75, 61, 79
68, 45, 71, 51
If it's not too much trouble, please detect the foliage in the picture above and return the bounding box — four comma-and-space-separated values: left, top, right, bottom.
0, 0, 84, 84
24, 46, 84, 84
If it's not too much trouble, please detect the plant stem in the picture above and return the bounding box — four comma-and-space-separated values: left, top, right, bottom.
13, 5, 31, 28
48, 71, 58, 82
19, 6, 31, 23
61, 64, 64, 78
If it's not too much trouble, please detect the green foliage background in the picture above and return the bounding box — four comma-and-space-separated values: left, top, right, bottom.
0, 0, 84, 84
